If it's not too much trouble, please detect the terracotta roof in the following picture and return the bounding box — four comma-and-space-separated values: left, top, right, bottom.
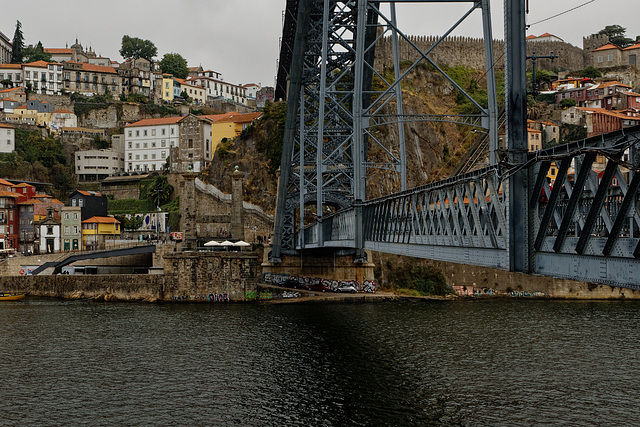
51, 199, 64, 205
18, 199, 43, 205
82, 216, 120, 224
33, 194, 52, 199
0, 87, 25, 94
51, 109, 75, 114
24, 60, 57, 67
0, 123, 14, 129
0, 191, 20, 198
526, 35, 537, 40
125, 116, 183, 127
594, 43, 621, 52
527, 128, 542, 133
213, 112, 263, 124
622, 91, 640, 97
1, 98, 17, 102
79, 63, 118, 74
44, 48, 73, 54
12, 183, 34, 188
0, 178, 14, 186
76, 190, 103, 197
623, 43, 640, 50
0, 63, 22, 69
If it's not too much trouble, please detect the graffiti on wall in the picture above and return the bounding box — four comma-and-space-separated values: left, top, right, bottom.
262, 273, 377, 293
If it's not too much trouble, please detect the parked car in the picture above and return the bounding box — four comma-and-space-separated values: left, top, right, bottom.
335, 284, 357, 293
306, 283, 330, 292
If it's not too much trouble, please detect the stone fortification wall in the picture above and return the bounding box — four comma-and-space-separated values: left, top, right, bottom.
374, 35, 589, 73
0, 252, 260, 302
30, 93, 74, 111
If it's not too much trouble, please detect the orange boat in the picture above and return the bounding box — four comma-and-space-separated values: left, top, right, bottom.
0, 293, 26, 301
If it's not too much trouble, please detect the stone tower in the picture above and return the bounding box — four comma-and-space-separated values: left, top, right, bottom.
230, 166, 245, 240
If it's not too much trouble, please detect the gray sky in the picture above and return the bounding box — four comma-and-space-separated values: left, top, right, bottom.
0, 0, 636, 87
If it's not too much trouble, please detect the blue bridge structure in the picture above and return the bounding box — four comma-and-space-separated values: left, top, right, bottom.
270, 0, 640, 289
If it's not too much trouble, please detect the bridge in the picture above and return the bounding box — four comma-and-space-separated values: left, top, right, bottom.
269, 0, 640, 290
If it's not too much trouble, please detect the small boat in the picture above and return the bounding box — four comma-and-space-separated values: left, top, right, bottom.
0, 293, 26, 301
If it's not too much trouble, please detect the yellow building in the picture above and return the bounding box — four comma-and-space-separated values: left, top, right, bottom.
203, 112, 263, 154
527, 127, 542, 152
162, 76, 174, 102
81, 216, 120, 251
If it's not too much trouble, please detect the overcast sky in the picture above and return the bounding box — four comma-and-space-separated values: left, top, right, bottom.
0, 0, 636, 87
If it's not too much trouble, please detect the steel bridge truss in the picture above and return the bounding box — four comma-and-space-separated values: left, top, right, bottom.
272, 0, 498, 261
300, 126, 640, 288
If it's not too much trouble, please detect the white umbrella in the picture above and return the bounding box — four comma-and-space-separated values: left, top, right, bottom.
220, 241, 235, 246
233, 240, 251, 247
204, 240, 221, 247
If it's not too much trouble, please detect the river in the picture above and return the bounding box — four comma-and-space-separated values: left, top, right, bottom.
1, 298, 638, 426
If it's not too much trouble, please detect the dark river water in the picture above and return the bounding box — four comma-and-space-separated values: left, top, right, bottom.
1, 298, 639, 426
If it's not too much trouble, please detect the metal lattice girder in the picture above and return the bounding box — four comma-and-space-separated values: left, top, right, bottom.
271, 0, 498, 262
530, 125, 640, 261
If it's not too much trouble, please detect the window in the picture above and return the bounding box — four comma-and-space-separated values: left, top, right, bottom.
128, 142, 132, 148
607, 54, 613, 61
162, 128, 166, 135
73, 213, 78, 220
64, 213, 69, 220
144, 130, 148, 136
188, 139, 193, 148
161, 140, 166, 147
152, 129, 156, 136
136, 130, 140, 137
144, 142, 148, 148
597, 55, 603, 63
128, 131, 132, 137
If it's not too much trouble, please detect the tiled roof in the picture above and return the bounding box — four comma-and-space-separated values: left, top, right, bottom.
12, 183, 34, 188
0, 123, 14, 129
44, 48, 73, 54
0, 63, 22, 69
1, 98, 17, 102
51, 109, 75, 114
76, 190, 102, 197
527, 127, 542, 133
24, 60, 57, 67
0, 86, 25, 94
623, 43, 640, 50
33, 194, 52, 198
80, 63, 118, 74
594, 43, 621, 52
213, 112, 263, 124
0, 190, 20, 198
125, 116, 183, 127
18, 199, 44, 205
82, 216, 120, 224
0, 178, 14, 186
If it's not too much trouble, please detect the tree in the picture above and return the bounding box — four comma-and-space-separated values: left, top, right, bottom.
10, 20, 24, 64
159, 53, 189, 79
559, 98, 577, 109
595, 25, 634, 48
23, 41, 52, 63
119, 35, 157, 62
579, 67, 602, 79
146, 175, 174, 210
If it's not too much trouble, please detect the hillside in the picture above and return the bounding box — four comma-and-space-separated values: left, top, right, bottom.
202, 64, 498, 212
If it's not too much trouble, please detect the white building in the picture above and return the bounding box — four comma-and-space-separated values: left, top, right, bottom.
37, 208, 61, 254
0, 123, 15, 153
124, 117, 181, 173
0, 30, 11, 64
75, 149, 124, 181
0, 64, 23, 86
50, 109, 78, 131
190, 76, 248, 105
23, 61, 63, 95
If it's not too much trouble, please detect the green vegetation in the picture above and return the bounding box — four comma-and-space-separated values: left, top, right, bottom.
384, 259, 449, 296
254, 100, 286, 173
72, 92, 112, 116
579, 67, 602, 79
159, 53, 189, 79
442, 65, 505, 114
559, 98, 577, 109
10, 20, 24, 64
23, 41, 52, 63
0, 129, 74, 199
119, 35, 157, 62
108, 176, 177, 216
594, 25, 636, 48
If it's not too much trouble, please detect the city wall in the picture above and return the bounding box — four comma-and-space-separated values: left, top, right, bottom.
374, 35, 589, 73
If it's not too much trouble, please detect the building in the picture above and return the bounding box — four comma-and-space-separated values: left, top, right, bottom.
18, 198, 41, 254
203, 111, 263, 154
22, 61, 64, 95
11, 182, 36, 203
0, 123, 15, 153
49, 109, 78, 131
32, 194, 63, 222
61, 206, 82, 251
526, 33, 564, 43
170, 114, 213, 173
82, 216, 120, 251
0, 189, 19, 249
119, 58, 152, 98
125, 116, 181, 173
528, 120, 560, 146
592, 42, 640, 68
0, 63, 23, 87
190, 76, 248, 105
173, 78, 205, 105
36, 207, 61, 254
75, 148, 124, 181
62, 61, 121, 96
0, 29, 10, 64
0, 86, 26, 103
68, 190, 108, 221
561, 106, 640, 138
527, 127, 542, 152
555, 81, 632, 110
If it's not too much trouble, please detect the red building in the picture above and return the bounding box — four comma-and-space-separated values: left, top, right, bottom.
0, 190, 20, 249
11, 182, 37, 203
